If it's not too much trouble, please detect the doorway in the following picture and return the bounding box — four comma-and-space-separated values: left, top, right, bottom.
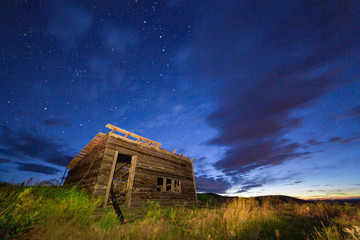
110, 153, 132, 205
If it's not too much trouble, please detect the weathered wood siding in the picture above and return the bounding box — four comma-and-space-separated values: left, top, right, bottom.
64, 135, 108, 194
65, 132, 197, 207
101, 133, 197, 207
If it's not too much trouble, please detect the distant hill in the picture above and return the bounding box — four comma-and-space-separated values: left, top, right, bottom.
252, 195, 307, 204
308, 198, 360, 205
197, 193, 360, 206
197, 193, 307, 206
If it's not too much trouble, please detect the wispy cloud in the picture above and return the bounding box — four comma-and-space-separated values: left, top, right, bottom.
328, 136, 360, 144
331, 106, 360, 121
15, 162, 61, 175
44, 118, 70, 127
0, 125, 74, 168
104, 27, 138, 53
0, 158, 12, 164
195, 176, 231, 193
47, 0, 93, 51
307, 139, 322, 146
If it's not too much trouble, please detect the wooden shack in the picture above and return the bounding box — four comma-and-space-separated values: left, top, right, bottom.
64, 124, 197, 207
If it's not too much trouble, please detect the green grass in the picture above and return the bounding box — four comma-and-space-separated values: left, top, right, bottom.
0, 183, 359, 240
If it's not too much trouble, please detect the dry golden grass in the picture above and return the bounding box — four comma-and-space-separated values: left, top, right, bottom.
1, 183, 359, 240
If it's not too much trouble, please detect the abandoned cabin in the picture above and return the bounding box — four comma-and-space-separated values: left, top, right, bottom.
64, 124, 197, 207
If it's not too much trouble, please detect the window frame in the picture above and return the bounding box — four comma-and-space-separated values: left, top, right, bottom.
156, 177, 181, 193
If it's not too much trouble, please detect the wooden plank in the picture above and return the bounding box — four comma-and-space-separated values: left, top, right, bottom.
171, 179, 175, 192
135, 157, 192, 173
65, 142, 106, 189
106, 124, 161, 147
67, 132, 106, 169
108, 139, 190, 168
135, 165, 192, 180
191, 160, 198, 205
108, 133, 192, 164
120, 171, 129, 178
134, 166, 194, 181
162, 178, 166, 192
125, 155, 137, 207
131, 193, 196, 200
114, 162, 130, 174
92, 136, 111, 199
103, 151, 118, 208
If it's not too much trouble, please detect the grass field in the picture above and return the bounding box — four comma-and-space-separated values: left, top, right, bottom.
1, 183, 359, 240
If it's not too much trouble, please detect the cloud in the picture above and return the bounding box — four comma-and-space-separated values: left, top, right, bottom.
47, 0, 93, 51
307, 139, 322, 146
286, 180, 303, 185
195, 176, 231, 193
308, 189, 349, 196
329, 137, 343, 143
331, 106, 360, 121
0, 158, 12, 164
182, 1, 359, 82
175, 0, 360, 192
341, 136, 360, 144
0, 125, 74, 167
169, 0, 182, 6
208, 73, 337, 145
15, 162, 61, 175
215, 140, 311, 175
235, 183, 263, 194
112, 70, 125, 86
83, 26, 138, 101
86, 56, 133, 101
0, 147, 20, 159
328, 136, 360, 144
104, 28, 138, 53
347, 106, 360, 120
89, 57, 110, 76
44, 118, 70, 127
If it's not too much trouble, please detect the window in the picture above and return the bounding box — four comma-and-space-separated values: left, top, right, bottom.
156, 178, 163, 192
156, 177, 181, 193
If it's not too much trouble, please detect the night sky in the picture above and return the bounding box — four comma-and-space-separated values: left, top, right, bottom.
1, 0, 360, 199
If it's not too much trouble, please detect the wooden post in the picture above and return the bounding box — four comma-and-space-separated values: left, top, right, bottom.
171, 179, 175, 192
103, 151, 118, 208
190, 160, 197, 205
125, 155, 137, 207
163, 178, 166, 192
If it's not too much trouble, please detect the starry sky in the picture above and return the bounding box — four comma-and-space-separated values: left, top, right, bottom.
1, 0, 360, 199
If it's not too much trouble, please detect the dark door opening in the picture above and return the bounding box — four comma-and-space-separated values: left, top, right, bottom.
109, 153, 132, 205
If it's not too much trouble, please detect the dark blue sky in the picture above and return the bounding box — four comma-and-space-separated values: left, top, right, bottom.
1, 0, 359, 199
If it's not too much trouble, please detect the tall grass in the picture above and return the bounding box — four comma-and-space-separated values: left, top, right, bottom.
1, 183, 359, 239
0, 183, 101, 239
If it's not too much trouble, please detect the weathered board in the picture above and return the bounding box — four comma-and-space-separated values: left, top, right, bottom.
64, 134, 108, 194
